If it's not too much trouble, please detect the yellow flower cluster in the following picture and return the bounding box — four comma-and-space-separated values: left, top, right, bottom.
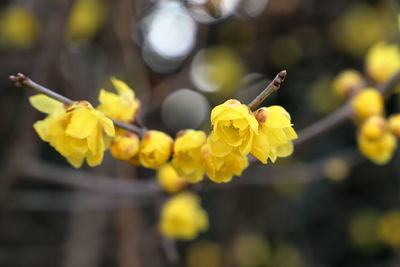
28, 77, 297, 242
331, 41, 400, 165
204, 100, 297, 183
159, 193, 208, 240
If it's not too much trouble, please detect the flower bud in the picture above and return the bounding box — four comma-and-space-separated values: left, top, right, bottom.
110, 132, 140, 161
156, 164, 187, 194
359, 116, 386, 140
358, 116, 397, 165
332, 69, 365, 98
388, 114, 400, 138
352, 88, 384, 121
139, 130, 173, 169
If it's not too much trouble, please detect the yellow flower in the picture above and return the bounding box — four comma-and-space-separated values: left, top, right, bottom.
332, 69, 365, 99
30, 95, 115, 168
139, 130, 173, 169
365, 42, 400, 83
358, 116, 397, 165
159, 193, 208, 240
207, 99, 258, 157
251, 106, 297, 164
378, 211, 400, 248
156, 164, 187, 194
66, 0, 106, 42
352, 88, 384, 121
110, 131, 140, 161
0, 6, 41, 50
388, 114, 400, 138
202, 145, 249, 183
97, 77, 140, 123
172, 130, 206, 183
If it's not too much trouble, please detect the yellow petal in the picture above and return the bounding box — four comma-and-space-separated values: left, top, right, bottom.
66, 154, 85, 168
29, 94, 63, 114
98, 116, 115, 137
276, 142, 294, 158
98, 89, 119, 104
111, 77, 134, 98
65, 108, 97, 138
86, 130, 105, 166
251, 133, 270, 164
207, 134, 232, 157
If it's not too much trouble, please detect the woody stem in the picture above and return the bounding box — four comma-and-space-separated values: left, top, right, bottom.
247, 70, 287, 111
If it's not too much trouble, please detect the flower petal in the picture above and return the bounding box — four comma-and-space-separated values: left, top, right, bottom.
29, 94, 63, 114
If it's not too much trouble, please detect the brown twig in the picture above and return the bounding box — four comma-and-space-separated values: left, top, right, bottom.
247, 70, 287, 111
9, 73, 146, 137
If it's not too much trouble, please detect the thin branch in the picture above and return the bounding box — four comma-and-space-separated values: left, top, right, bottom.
9, 73, 146, 137
247, 70, 287, 111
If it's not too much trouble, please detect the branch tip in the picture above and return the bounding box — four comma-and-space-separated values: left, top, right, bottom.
248, 70, 287, 111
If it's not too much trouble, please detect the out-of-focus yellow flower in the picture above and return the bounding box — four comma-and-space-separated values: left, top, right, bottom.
159, 192, 208, 240
378, 211, 400, 248
97, 77, 140, 123
352, 88, 384, 121
66, 0, 107, 42
156, 164, 187, 194
365, 42, 400, 83
139, 130, 173, 169
202, 145, 248, 183
332, 69, 365, 99
271, 242, 304, 267
348, 209, 380, 250
0, 6, 40, 50
360, 116, 386, 140
388, 114, 400, 138
323, 157, 349, 182
233, 232, 271, 267
329, 4, 388, 57
172, 130, 206, 183
358, 116, 397, 165
186, 240, 222, 267
207, 99, 258, 157
30, 95, 115, 168
251, 106, 297, 164
110, 131, 139, 161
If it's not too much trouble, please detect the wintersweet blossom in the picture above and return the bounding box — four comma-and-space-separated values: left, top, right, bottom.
202, 145, 249, 183
110, 131, 140, 161
30, 95, 115, 168
365, 42, 400, 83
156, 164, 187, 194
332, 69, 365, 99
378, 211, 400, 247
388, 114, 400, 138
172, 130, 206, 183
138, 130, 173, 169
357, 116, 397, 165
159, 193, 208, 240
97, 77, 140, 123
207, 99, 258, 157
251, 106, 297, 164
352, 88, 384, 121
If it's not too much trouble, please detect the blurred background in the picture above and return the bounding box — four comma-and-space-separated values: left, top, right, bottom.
0, 0, 400, 266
